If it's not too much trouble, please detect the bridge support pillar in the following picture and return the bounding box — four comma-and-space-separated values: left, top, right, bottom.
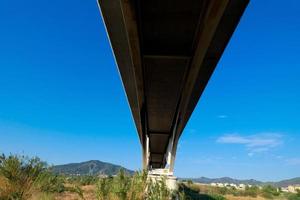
148, 169, 178, 191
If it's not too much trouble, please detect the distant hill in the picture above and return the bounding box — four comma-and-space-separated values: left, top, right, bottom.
52, 160, 300, 187
185, 177, 263, 186
52, 160, 134, 176
183, 177, 300, 187
271, 177, 300, 187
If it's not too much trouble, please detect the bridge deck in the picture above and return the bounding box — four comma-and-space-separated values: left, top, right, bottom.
98, 0, 249, 169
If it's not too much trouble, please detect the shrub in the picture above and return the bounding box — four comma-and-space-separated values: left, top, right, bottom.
187, 180, 193, 185
287, 194, 300, 200
35, 171, 65, 193
0, 154, 47, 199
147, 177, 170, 200
0, 154, 65, 200
261, 185, 280, 199
216, 187, 228, 195
68, 175, 98, 186
96, 177, 113, 200
244, 185, 259, 197
285, 190, 300, 200
112, 169, 131, 200
209, 194, 227, 200
178, 183, 227, 200
127, 171, 147, 200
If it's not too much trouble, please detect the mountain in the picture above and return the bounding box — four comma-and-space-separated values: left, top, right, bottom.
183, 177, 300, 187
52, 160, 300, 187
52, 160, 134, 176
271, 177, 300, 187
185, 177, 263, 185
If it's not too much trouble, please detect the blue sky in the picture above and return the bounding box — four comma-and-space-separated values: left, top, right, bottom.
0, 0, 300, 181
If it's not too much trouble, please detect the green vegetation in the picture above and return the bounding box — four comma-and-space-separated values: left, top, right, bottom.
95, 170, 172, 200
1, 153, 300, 200
52, 160, 133, 176
178, 183, 227, 200
285, 189, 300, 200
0, 154, 93, 200
244, 185, 260, 197
67, 175, 98, 186
261, 185, 280, 199
0, 154, 65, 200
0, 154, 174, 200
178, 182, 300, 200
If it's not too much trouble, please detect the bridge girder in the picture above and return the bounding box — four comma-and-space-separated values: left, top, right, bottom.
98, 0, 249, 170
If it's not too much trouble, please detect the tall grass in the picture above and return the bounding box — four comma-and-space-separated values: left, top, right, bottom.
95, 170, 172, 200
0, 153, 175, 200
0, 154, 64, 200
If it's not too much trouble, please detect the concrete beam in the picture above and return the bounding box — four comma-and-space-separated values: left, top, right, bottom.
98, 0, 249, 170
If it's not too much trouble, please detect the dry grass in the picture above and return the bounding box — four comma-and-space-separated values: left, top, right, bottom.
55, 192, 81, 200
54, 185, 96, 200
225, 194, 267, 200
81, 185, 97, 200
0, 175, 11, 198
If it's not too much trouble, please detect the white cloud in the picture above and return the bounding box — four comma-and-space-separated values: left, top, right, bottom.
217, 133, 283, 155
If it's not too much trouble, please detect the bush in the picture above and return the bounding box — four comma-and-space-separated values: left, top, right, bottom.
178, 183, 227, 200
0, 154, 46, 199
0, 154, 65, 200
209, 194, 227, 200
284, 189, 300, 200
187, 180, 193, 185
147, 177, 171, 200
112, 170, 131, 200
127, 171, 147, 200
216, 187, 228, 195
244, 185, 259, 197
261, 185, 280, 199
286, 193, 300, 200
35, 171, 65, 193
68, 175, 98, 186
96, 177, 113, 200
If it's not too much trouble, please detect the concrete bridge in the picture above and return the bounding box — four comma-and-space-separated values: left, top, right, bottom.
98, 0, 249, 181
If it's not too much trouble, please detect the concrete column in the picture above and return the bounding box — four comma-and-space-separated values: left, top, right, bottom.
142, 135, 150, 169
148, 169, 178, 191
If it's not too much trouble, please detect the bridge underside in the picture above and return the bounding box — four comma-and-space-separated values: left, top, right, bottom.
98, 0, 248, 171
